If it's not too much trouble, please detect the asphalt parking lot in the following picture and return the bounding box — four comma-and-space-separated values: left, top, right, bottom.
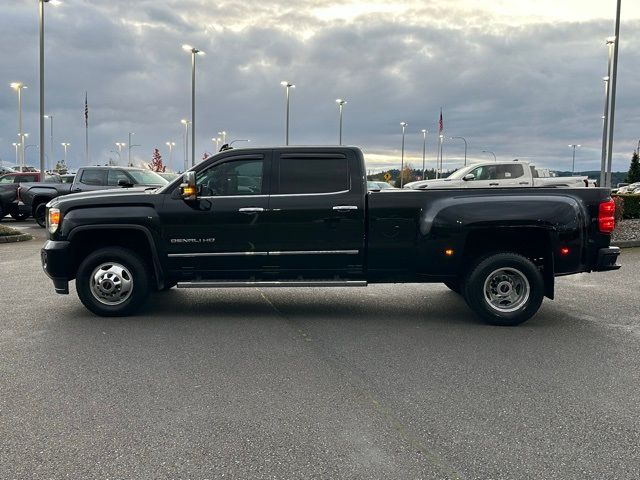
1, 219, 639, 479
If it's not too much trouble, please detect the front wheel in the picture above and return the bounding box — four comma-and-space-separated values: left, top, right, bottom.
463, 253, 544, 326
76, 247, 150, 317
34, 203, 47, 228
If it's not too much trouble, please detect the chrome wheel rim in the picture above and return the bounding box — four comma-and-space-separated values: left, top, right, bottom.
483, 267, 530, 313
89, 262, 133, 306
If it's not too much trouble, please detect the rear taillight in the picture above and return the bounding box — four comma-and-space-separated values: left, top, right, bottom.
598, 199, 615, 233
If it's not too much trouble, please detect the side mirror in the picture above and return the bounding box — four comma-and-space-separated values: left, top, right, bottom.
117, 179, 134, 188
180, 171, 197, 201
463, 173, 475, 181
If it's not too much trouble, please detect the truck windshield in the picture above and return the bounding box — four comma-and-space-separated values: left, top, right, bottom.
446, 165, 474, 179
127, 170, 168, 186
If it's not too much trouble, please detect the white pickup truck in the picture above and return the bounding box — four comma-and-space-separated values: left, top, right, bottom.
404, 161, 591, 189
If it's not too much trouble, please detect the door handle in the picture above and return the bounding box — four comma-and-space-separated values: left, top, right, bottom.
519, 182, 530, 185
332, 205, 358, 211
238, 207, 264, 213
489, 183, 499, 186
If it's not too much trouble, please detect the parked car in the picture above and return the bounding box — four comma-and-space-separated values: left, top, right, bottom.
616, 182, 640, 194
19, 166, 168, 227
367, 181, 395, 190
11, 165, 39, 172
0, 172, 48, 221
404, 161, 591, 189
0, 166, 16, 175
158, 172, 180, 182
41, 146, 620, 326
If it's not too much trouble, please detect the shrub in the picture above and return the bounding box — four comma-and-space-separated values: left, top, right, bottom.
613, 194, 640, 219
613, 196, 625, 223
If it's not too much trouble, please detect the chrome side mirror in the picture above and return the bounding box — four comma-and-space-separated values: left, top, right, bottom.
180, 171, 197, 200
463, 173, 475, 181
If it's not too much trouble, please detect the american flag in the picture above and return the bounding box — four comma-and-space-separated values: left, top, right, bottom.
84, 92, 88, 128
438, 108, 443, 133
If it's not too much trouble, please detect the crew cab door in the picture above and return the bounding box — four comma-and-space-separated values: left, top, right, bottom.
161, 153, 271, 278
498, 163, 530, 187
464, 164, 500, 188
265, 150, 365, 277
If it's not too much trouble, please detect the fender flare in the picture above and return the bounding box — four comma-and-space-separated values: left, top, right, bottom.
68, 224, 165, 289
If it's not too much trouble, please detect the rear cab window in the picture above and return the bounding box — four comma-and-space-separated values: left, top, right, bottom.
79, 169, 107, 186
276, 156, 350, 194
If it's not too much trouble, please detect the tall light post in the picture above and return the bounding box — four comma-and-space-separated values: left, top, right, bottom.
281, 81, 295, 145
229, 139, 250, 146
212, 137, 221, 152
421, 129, 428, 179
482, 150, 497, 162
44, 114, 54, 172
61, 142, 70, 164
128, 132, 140, 167
605, 0, 622, 188
336, 98, 347, 145
10, 82, 27, 168
450, 136, 468, 166
569, 144, 581, 175
182, 45, 204, 168
600, 37, 616, 186
12, 143, 21, 165
166, 141, 175, 171
400, 122, 408, 188
39, 0, 60, 178
115, 142, 126, 166
181, 119, 191, 171
217, 131, 227, 145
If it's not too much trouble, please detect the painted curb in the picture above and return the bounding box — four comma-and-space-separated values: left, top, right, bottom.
611, 240, 640, 249
0, 234, 33, 244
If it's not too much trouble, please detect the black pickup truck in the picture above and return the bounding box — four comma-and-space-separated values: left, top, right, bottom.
19, 166, 168, 227
41, 146, 620, 325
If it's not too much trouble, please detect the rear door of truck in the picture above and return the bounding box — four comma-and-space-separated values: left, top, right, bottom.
265, 149, 365, 277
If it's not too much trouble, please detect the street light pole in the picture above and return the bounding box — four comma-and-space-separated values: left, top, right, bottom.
166, 142, 175, 171
44, 115, 53, 172
12, 143, 20, 164
181, 119, 190, 171
61, 142, 70, 164
10, 83, 27, 169
182, 45, 204, 167
421, 129, 427, 179
400, 122, 407, 188
605, 0, 622, 188
450, 136, 468, 166
128, 133, 134, 166
281, 81, 295, 145
229, 139, 250, 147
482, 150, 497, 162
569, 144, 581, 175
336, 99, 346, 145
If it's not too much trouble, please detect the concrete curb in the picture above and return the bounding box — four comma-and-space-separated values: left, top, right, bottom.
611, 240, 640, 249
0, 234, 33, 244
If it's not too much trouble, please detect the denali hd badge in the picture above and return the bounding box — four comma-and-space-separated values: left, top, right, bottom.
170, 238, 216, 244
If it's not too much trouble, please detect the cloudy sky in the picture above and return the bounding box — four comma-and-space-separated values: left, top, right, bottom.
1, 0, 640, 173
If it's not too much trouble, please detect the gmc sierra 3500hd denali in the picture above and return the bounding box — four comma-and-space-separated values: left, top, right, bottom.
41, 146, 621, 326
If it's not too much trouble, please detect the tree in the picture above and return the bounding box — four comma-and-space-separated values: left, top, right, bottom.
394, 164, 416, 188
148, 149, 166, 172
626, 151, 640, 183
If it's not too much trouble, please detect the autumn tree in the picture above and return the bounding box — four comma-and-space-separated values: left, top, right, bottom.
148, 149, 166, 172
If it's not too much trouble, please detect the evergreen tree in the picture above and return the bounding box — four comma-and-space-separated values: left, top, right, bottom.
626, 151, 640, 183
148, 149, 166, 172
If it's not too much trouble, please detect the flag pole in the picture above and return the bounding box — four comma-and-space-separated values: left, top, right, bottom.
85, 92, 89, 164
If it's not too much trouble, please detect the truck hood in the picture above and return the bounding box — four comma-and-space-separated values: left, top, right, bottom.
49, 187, 157, 208
404, 178, 458, 189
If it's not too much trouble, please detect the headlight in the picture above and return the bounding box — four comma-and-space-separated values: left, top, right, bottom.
47, 207, 61, 234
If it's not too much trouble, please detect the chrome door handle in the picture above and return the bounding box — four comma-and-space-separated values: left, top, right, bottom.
332, 205, 358, 211
238, 207, 264, 213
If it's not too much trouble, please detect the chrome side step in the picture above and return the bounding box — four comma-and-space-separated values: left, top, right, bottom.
177, 280, 367, 289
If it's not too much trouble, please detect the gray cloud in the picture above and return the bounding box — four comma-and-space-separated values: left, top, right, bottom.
1, 0, 639, 175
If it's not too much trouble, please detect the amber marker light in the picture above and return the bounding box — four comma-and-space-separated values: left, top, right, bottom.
445, 248, 454, 256
48, 207, 61, 234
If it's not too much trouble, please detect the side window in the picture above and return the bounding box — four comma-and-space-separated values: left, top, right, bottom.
471, 166, 498, 181
499, 164, 524, 179
21, 175, 37, 182
197, 159, 264, 196
108, 169, 131, 186
80, 169, 107, 186
278, 157, 349, 194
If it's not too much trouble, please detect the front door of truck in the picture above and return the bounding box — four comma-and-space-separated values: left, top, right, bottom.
264, 150, 365, 277
161, 153, 271, 278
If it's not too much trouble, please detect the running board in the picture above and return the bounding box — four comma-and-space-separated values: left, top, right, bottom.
177, 280, 367, 289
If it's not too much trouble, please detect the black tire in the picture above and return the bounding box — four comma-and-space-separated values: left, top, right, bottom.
444, 280, 462, 294
76, 247, 150, 317
10, 212, 29, 221
462, 253, 544, 326
34, 203, 47, 228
